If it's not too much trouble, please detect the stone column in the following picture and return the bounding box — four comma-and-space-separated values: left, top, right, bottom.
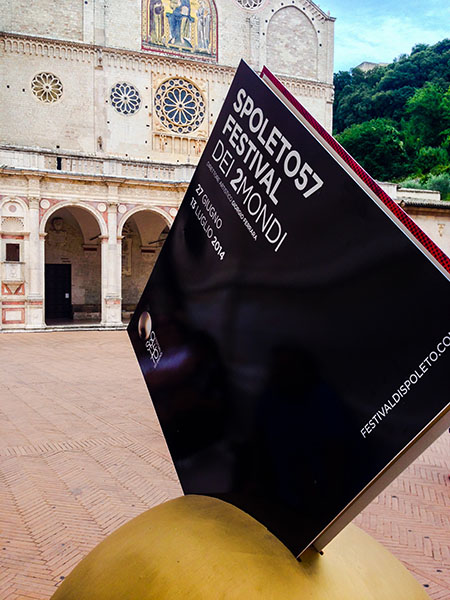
26, 197, 45, 328
100, 235, 109, 325
101, 189, 122, 325
248, 15, 260, 71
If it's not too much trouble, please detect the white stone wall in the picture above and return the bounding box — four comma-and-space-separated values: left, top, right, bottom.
0, 40, 96, 153
266, 7, 319, 79
404, 209, 450, 259
104, 0, 141, 50
0, 0, 84, 42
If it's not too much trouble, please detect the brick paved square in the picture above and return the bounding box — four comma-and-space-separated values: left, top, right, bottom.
0, 331, 448, 598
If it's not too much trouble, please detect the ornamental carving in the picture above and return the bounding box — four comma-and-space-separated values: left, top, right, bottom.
235, 0, 265, 9
1, 217, 24, 232
154, 78, 205, 134
110, 83, 142, 115
31, 72, 63, 103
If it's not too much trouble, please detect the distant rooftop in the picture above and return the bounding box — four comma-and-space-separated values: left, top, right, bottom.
377, 182, 450, 209
354, 61, 389, 72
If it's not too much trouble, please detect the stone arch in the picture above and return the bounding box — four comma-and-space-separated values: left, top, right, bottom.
266, 6, 318, 80
40, 200, 107, 238
43, 203, 104, 325
0, 196, 28, 215
1, 197, 28, 233
118, 205, 172, 237
120, 207, 171, 321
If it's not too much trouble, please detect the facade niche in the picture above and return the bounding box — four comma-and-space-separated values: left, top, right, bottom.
266, 7, 319, 79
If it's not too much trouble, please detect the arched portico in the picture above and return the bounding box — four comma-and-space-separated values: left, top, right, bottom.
119, 207, 172, 322
42, 204, 104, 325
40, 201, 107, 238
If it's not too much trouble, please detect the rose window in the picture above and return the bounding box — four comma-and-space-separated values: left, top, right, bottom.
110, 83, 141, 115
235, 0, 265, 9
31, 72, 63, 103
155, 79, 205, 134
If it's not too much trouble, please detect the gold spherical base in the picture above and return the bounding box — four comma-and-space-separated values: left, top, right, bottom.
51, 495, 429, 600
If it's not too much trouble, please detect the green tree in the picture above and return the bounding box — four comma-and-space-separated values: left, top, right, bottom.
425, 174, 450, 199
333, 39, 450, 135
336, 118, 409, 180
439, 86, 450, 149
404, 83, 446, 149
371, 87, 416, 122
414, 146, 449, 174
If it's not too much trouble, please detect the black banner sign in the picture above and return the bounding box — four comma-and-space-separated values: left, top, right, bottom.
128, 61, 450, 556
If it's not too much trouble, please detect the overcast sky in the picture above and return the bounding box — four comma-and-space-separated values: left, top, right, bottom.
322, 0, 450, 72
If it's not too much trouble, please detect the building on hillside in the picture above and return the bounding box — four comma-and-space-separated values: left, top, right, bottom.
354, 61, 388, 72
0, 0, 336, 330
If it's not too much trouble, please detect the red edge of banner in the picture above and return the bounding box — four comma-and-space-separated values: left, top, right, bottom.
260, 66, 450, 277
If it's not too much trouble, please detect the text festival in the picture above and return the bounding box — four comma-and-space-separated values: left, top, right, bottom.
211, 87, 324, 253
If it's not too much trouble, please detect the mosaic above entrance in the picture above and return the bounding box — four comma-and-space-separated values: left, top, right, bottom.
142, 0, 218, 62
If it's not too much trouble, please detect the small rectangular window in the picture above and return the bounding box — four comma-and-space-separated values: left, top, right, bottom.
6, 243, 20, 262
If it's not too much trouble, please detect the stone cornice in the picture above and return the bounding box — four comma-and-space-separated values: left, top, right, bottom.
261, 0, 333, 22
399, 198, 450, 211
0, 144, 182, 170
0, 32, 236, 82
300, 0, 335, 22
0, 165, 190, 190
0, 31, 332, 89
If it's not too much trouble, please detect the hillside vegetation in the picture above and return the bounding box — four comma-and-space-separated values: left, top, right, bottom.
333, 39, 450, 198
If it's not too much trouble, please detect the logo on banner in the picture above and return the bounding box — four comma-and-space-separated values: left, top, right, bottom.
138, 311, 162, 367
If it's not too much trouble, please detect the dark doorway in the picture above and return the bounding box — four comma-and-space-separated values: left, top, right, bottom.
45, 264, 73, 322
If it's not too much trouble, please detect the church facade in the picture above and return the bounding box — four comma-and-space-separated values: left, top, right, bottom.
0, 0, 336, 330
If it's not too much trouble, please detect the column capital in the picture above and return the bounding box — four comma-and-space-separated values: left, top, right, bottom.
107, 182, 121, 203
28, 197, 40, 210
26, 176, 41, 199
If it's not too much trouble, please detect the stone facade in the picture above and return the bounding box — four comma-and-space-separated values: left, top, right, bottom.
396, 190, 450, 259
0, 0, 335, 330
378, 184, 450, 261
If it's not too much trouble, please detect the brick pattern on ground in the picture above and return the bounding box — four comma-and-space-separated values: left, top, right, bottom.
0, 331, 448, 599
355, 433, 449, 599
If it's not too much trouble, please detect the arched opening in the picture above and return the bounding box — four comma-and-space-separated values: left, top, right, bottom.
121, 209, 170, 323
44, 206, 102, 325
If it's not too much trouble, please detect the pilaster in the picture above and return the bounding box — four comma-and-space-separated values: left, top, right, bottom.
101, 185, 123, 325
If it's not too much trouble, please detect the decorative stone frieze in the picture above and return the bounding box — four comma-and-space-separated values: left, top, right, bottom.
235, 0, 266, 10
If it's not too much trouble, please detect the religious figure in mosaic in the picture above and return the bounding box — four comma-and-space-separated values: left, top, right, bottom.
142, 0, 217, 61
196, 0, 211, 52
167, 0, 194, 48
149, 0, 165, 44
